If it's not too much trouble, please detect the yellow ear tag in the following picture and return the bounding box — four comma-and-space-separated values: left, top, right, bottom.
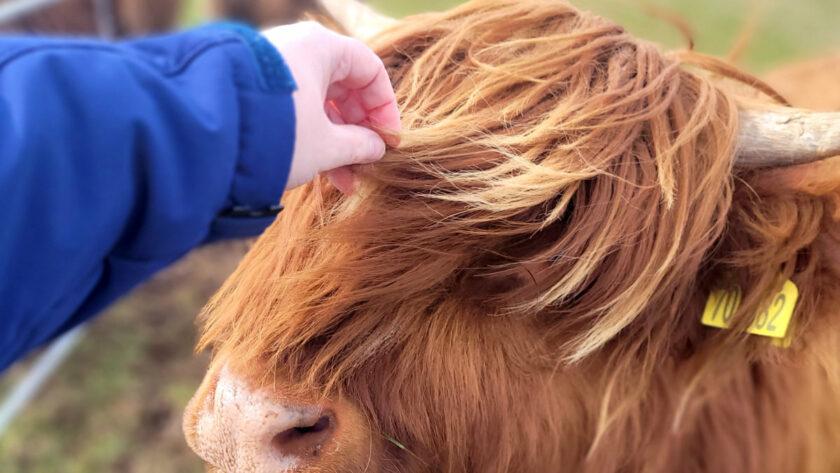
701, 280, 799, 345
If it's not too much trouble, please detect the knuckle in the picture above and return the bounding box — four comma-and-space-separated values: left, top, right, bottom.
351, 136, 371, 162
291, 21, 326, 42
297, 21, 322, 33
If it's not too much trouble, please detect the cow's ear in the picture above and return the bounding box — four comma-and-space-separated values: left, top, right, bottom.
751, 156, 840, 212
749, 157, 840, 276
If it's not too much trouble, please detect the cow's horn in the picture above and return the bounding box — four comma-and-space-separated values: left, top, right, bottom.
737, 108, 840, 167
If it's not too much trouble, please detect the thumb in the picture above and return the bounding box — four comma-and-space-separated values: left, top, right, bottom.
326, 123, 387, 170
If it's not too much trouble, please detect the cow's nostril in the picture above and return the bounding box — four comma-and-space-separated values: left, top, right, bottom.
271, 411, 335, 459
294, 414, 331, 435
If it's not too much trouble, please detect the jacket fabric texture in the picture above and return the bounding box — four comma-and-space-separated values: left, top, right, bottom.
0, 23, 296, 371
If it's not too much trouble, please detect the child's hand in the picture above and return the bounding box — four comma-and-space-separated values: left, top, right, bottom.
264, 22, 401, 194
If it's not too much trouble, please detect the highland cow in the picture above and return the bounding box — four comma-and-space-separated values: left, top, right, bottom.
182, 1, 840, 472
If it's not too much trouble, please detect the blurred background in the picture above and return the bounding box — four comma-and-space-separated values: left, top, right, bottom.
0, 0, 838, 471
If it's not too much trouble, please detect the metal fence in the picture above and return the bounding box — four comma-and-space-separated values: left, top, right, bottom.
0, 0, 61, 23
0, 0, 118, 37
0, 327, 86, 436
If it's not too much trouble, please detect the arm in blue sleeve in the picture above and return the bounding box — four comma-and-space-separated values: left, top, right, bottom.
0, 24, 297, 370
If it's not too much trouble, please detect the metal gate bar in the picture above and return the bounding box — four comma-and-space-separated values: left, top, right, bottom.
0, 326, 87, 436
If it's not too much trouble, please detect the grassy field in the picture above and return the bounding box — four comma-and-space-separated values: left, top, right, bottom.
1, 1, 839, 472
370, 0, 840, 72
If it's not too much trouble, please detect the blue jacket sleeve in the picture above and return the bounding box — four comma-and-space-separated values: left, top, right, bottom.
0, 24, 297, 370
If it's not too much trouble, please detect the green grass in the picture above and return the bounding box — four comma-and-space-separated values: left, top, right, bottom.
369, 0, 840, 72
180, 0, 209, 26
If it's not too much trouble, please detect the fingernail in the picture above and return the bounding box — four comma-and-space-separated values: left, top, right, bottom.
365, 118, 401, 148
382, 132, 401, 148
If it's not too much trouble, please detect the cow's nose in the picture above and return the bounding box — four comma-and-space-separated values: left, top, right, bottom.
270, 408, 336, 459
188, 365, 338, 472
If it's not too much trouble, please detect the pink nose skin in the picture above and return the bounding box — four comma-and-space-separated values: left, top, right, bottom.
190, 366, 335, 473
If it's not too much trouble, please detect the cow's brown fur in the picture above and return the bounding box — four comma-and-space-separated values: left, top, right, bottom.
193, 1, 840, 471
214, 0, 318, 26
0, 0, 181, 36
765, 53, 840, 111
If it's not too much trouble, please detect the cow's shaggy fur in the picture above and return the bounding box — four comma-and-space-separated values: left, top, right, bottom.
197, 1, 840, 471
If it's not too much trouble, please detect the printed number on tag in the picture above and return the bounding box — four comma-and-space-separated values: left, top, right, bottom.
701, 280, 799, 340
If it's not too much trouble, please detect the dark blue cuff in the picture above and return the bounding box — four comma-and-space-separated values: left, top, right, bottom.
207, 215, 280, 242
211, 22, 297, 93
207, 22, 297, 239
